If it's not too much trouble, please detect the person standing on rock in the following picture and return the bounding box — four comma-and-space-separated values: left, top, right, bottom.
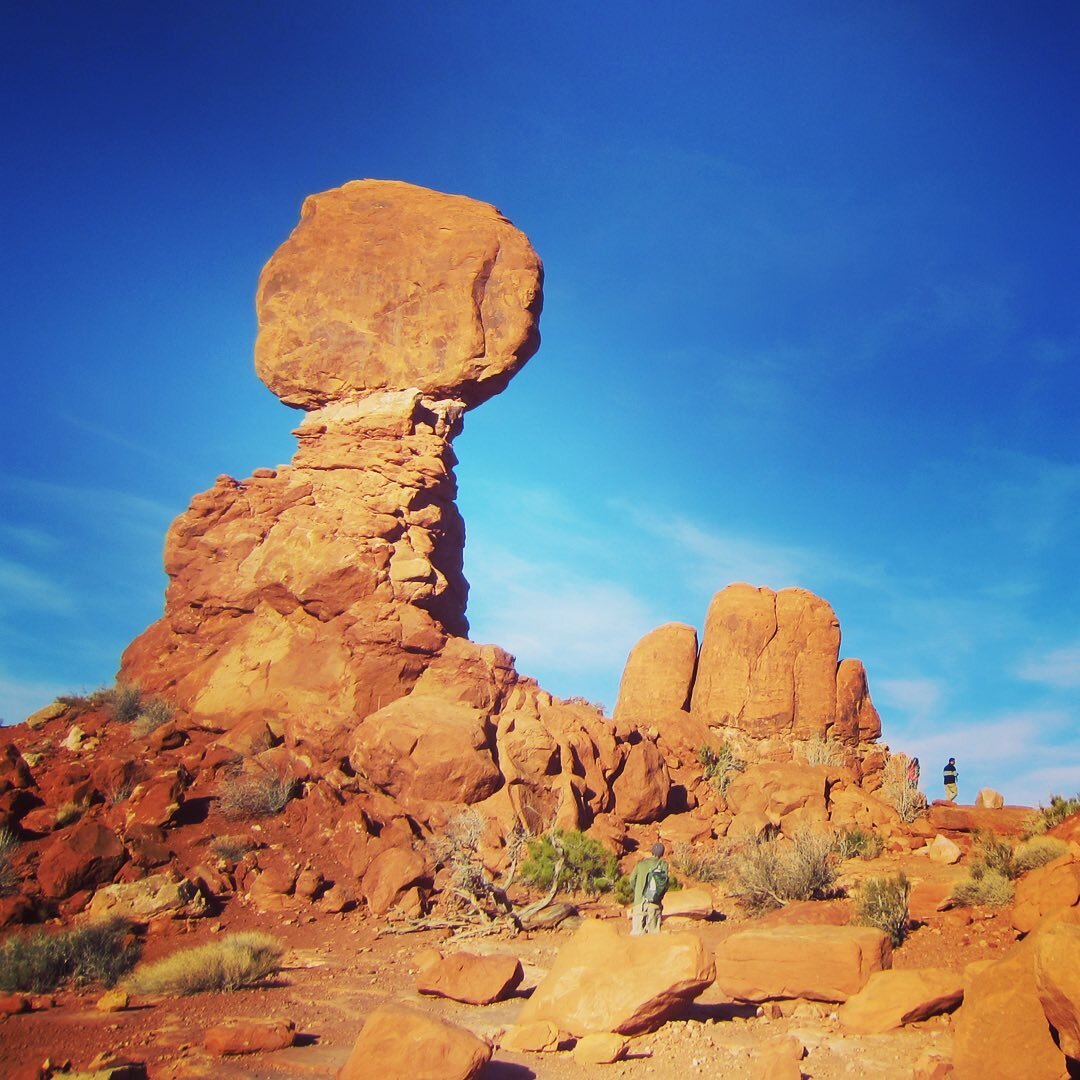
628, 842, 670, 935
943, 758, 958, 802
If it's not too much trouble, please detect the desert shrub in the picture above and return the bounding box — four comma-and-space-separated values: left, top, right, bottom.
730, 830, 837, 913
671, 840, 728, 883
969, 830, 1018, 880
210, 835, 258, 863
0, 919, 140, 992
834, 827, 884, 861
54, 800, 85, 828
126, 932, 282, 996
521, 829, 620, 896
952, 866, 1014, 907
613, 873, 635, 906
217, 772, 296, 819
131, 697, 173, 737
0, 826, 19, 895
802, 734, 844, 766
1024, 793, 1080, 836
107, 682, 144, 724
1013, 835, 1070, 875
856, 872, 911, 945
431, 809, 496, 910
880, 754, 927, 824
698, 744, 746, 799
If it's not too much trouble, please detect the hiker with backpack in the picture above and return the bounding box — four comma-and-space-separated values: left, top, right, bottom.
628, 841, 670, 935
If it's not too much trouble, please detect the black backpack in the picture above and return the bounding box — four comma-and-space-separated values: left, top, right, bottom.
641, 860, 669, 904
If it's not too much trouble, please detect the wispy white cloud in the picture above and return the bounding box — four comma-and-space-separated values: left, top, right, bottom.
1016, 643, 1080, 690
466, 542, 661, 705
0, 556, 74, 615
0, 673, 69, 727
57, 411, 166, 462
874, 677, 943, 725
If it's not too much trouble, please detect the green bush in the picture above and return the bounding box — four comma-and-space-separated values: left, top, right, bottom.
952, 867, 1014, 908
520, 829, 619, 896
834, 827, 884, 861
698, 744, 745, 799
969, 830, 1018, 880
856, 872, 911, 945
0, 919, 140, 992
218, 772, 296, 819
126, 933, 282, 996
1024, 793, 1080, 836
730, 830, 837, 913
613, 874, 635, 906
1013, 835, 1070, 875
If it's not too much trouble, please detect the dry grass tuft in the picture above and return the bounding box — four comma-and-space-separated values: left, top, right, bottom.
730, 830, 837, 913
217, 772, 296, 819
855, 872, 911, 945
125, 932, 283, 996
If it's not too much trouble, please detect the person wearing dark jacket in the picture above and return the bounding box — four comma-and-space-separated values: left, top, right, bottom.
943, 758, 958, 802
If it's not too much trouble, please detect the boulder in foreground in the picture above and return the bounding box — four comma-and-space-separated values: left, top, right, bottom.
714, 924, 891, 1003
416, 951, 523, 1005
338, 1003, 490, 1080
838, 968, 963, 1033
516, 919, 715, 1036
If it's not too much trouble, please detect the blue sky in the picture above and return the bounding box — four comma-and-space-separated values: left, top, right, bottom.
2, 2, 1077, 807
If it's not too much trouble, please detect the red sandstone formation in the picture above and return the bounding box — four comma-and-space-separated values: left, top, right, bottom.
616, 583, 882, 768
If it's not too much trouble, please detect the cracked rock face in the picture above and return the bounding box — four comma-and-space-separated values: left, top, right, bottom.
254, 179, 543, 411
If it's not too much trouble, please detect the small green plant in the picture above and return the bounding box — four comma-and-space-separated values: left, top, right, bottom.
520, 829, 620, 896
1024, 793, 1080, 836
108, 682, 144, 723
217, 772, 296, 819
802, 735, 844, 766
0, 919, 140, 993
1013, 835, 1069, 874
698, 743, 746, 799
952, 866, 1014, 907
730, 830, 837, 913
613, 874, 635, 906
856, 872, 911, 945
0, 826, 20, 896
210, 835, 258, 863
125, 932, 282, 996
131, 697, 173, 737
670, 840, 728, 883
834, 827, 884, 861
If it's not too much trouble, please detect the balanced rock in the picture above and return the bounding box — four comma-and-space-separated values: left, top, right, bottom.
838, 968, 963, 1033
416, 951, 524, 1005
517, 919, 715, 1036
120, 181, 543, 753
254, 179, 542, 411
338, 1003, 491, 1080
714, 925, 891, 1003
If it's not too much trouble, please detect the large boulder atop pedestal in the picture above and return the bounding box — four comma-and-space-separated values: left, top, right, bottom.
255, 179, 542, 411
